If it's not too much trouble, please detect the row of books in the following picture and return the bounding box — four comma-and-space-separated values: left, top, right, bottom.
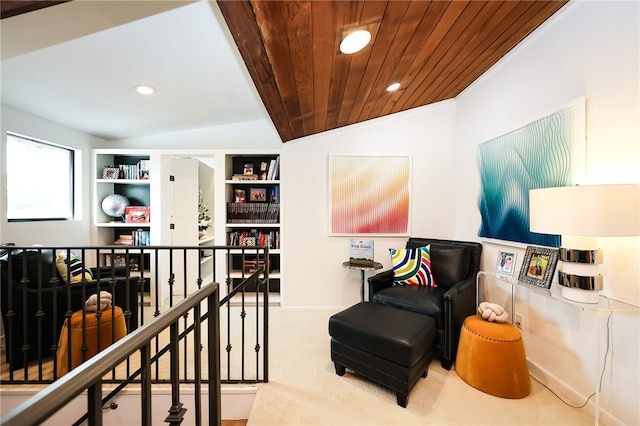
102, 160, 150, 180
227, 203, 279, 223
114, 229, 150, 246
227, 230, 280, 249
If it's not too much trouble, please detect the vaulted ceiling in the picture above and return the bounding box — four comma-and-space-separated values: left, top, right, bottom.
2, 0, 569, 143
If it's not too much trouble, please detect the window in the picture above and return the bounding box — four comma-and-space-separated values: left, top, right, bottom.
6, 133, 75, 221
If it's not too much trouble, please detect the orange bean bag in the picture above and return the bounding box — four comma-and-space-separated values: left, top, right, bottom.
455, 314, 530, 399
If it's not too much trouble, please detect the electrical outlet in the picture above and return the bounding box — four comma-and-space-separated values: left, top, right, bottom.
515, 313, 523, 329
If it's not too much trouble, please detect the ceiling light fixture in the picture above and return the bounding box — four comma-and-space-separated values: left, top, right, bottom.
340, 30, 371, 54
134, 85, 155, 95
386, 82, 401, 92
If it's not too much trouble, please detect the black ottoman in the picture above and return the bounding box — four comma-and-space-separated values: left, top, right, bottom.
329, 302, 436, 407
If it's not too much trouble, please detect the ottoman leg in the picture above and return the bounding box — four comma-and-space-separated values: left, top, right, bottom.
396, 392, 408, 408
334, 362, 346, 376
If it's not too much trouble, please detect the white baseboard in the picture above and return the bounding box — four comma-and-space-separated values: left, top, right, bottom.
528, 359, 623, 425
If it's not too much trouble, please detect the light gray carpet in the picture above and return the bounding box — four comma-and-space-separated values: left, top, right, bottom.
246, 308, 593, 425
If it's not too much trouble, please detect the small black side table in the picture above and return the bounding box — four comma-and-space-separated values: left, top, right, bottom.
342, 261, 384, 301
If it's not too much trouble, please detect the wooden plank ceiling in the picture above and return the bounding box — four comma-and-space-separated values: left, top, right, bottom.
2, 0, 569, 143
218, 0, 568, 142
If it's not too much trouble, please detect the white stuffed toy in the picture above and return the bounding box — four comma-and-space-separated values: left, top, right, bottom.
85, 291, 113, 312
478, 302, 509, 323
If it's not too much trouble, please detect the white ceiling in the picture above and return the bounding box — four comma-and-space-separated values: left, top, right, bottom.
1, 0, 269, 141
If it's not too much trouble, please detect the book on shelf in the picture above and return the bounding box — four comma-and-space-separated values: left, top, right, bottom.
266, 158, 277, 180
114, 234, 133, 245
349, 239, 374, 266
227, 202, 279, 223
228, 230, 279, 249
271, 156, 280, 180
133, 229, 151, 246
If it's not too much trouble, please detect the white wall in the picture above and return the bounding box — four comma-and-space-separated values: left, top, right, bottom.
281, 100, 458, 309
0, 105, 103, 245
454, 1, 639, 424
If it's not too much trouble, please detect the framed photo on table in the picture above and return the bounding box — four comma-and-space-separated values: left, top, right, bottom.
518, 246, 558, 288
495, 250, 517, 277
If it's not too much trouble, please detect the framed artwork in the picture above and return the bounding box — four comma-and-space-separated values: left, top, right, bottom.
243, 163, 254, 175
125, 206, 150, 223
495, 250, 517, 277
518, 246, 559, 288
329, 155, 411, 236
234, 189, 246, 203
249, 188, 267, 202
477, 98, 585, 247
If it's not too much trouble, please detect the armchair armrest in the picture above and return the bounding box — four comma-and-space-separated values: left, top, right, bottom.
367, 269, 394, 300
442, 274, 477, 360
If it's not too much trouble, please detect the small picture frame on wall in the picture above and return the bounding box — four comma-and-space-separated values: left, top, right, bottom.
518, 246, 559, 288
495, 250, 517, 277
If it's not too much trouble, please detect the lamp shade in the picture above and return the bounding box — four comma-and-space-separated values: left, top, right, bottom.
529, 184, 640, 237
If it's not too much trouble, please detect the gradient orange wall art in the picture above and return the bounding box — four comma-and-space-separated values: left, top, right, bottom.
329, 155, 411, 235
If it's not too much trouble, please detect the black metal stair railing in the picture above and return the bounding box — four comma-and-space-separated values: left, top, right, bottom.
0, 245, 271, 422
1, 281, 222, 426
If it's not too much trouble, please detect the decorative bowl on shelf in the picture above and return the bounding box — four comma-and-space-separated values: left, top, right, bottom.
102, 194, 130, 221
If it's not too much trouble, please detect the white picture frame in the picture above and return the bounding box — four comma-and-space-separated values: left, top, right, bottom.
495, 250, 517, 276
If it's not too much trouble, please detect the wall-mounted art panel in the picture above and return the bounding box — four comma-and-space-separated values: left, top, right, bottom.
477, 99, 585, 247
329, 155, 411, 236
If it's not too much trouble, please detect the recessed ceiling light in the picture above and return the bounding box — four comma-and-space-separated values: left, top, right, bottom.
134, 85, 155, 95
386, 82, 401, 92
340, 30, 371, 54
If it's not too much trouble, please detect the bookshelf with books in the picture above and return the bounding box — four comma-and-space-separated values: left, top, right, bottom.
225, 153, 281, 294
93, 150, 158, 303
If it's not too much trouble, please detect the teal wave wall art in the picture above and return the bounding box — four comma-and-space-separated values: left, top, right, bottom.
477, 108, 574, 247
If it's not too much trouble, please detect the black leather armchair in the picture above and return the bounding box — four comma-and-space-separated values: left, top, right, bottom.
368, 237, 482, 370
0, 247, 140, 370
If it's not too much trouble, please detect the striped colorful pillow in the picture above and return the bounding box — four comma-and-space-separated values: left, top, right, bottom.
390, 245, 436, 287
56, 251, 93, 284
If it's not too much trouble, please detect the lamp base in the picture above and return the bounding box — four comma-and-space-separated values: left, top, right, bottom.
561, 286, 600, 304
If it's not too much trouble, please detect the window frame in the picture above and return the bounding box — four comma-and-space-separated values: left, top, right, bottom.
6, 132, 76, 222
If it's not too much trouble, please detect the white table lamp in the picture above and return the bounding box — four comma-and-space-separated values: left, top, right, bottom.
529, 184, 640, 303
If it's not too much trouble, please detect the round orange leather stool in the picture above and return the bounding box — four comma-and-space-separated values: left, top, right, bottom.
56, 306, 127, 377
455, 314, 531, 399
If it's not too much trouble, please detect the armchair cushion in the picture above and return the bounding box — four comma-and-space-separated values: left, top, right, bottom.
390, 245, 435, 287
372, 285, 448, 328
407, 239, 472, 289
